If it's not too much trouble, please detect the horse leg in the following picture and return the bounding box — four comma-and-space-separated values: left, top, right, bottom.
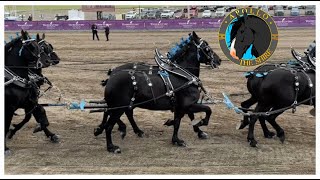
187, 104, 212, 127
93, 111, 127, 139
32, 105, 59, 142
7, 111, 32, 139
125, 110, 144, 137
238, 96, 256, 129
5, 108, 15, 155
105, 110, 124, 153
94, 111, 109, 136
247, 103, 271, 147
188, 113, 208, 139
258, 117, 276, 139
265, 112, 285, 143
172, 111, 186, 147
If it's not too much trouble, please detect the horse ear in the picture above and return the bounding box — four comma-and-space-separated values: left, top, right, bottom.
21, 30, 27, 40
192, 31, 199, 40
36, 33, 40, 41
243, 11, 248, 22
42, 33, 45, 39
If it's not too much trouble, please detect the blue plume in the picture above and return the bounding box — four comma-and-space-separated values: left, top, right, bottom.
243, 71, 254, 77
15, 32, 19, 37
255, 73, 263, 78
4, 41, 7, 44
9, 36, 13, 40
168, 35, 192, 60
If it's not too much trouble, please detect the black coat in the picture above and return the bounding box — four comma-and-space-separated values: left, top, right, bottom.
91, 25, 98, 32
105, 26, 110, 34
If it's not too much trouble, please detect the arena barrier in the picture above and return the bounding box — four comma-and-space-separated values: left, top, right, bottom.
5, 16, 315, 31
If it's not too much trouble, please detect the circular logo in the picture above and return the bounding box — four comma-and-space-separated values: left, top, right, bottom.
219, 7, 278, 66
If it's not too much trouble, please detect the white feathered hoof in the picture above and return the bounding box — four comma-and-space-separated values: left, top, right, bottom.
198, 132, 209, 139
107, 145, 121, 154
5, 149, 12, 156
50, 134, 60, 143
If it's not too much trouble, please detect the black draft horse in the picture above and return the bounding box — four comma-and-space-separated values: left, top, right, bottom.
245, 63, 315, 147
229, 12, 271, 60
94, 43, 221, 140
5, 30, 52, 154
101, 31, 221, 153
238, 46, 316, 140
6, 33, 61, 142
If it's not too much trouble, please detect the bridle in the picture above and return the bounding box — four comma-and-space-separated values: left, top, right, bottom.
193, 38, 219, 68
15, 38, 46, 69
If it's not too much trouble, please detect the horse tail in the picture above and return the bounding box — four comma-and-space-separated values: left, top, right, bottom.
101, 79, 108, 87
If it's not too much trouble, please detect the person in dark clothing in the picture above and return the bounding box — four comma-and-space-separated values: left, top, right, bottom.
28, 14, 33, 21
91, 23, 99, 41
104, 25, 110, 41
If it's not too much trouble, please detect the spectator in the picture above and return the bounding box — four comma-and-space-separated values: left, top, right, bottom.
28, 14, 33, 21
104, 24, 110, 41
91, 23, 99, 41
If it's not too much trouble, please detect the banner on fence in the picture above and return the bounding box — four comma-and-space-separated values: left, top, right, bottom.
5, 16, 315, 31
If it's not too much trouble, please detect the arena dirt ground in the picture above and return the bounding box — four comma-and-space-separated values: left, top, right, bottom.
4, 28, 315, 175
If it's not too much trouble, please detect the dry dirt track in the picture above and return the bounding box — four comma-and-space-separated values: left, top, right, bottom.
4, 28, 315, 175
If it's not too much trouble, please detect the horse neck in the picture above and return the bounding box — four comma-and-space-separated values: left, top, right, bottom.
176, 48, 200, 77
5, 46, 30, 79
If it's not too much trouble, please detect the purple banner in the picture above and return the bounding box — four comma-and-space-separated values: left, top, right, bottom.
4, 16, 315, 31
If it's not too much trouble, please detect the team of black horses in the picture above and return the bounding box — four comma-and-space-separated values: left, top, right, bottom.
4, 30, 316, 154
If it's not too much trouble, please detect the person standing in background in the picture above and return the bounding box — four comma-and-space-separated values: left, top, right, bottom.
91, 23, 99, 41
28, 14, 33, 21
104, 24, 110, 41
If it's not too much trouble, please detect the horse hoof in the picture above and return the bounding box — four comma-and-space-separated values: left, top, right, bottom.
164, 119, 174, 126
236, 122, 248, 130
198, 132, 209, 139
94, 128, 103, 136
172, 140, 186, 147
5, 149, 11, 156
120, 131, 126, 140
279, 135, 285, 143
248, 139, 257, 147
50, 135, 59, 143
136, 131, 145, 138
277, 131, 285, 143
107, 146, 121, 154
33, 126, 42, 133
264, 132, 276, 139
309, 108, 315, 116
7, 129, 14, 139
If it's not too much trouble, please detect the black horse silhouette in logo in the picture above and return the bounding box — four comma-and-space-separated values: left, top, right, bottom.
229, 12, 271, 60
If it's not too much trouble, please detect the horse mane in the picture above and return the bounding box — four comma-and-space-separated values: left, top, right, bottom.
167, 35, 192, 60
5, 36, 22, 51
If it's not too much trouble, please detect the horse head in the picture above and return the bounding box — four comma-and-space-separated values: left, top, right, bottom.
5, 30, 51, 69
190, 31, 221, 68
167, 31, 221, 69
36, 33, 61, 66
229, 12, 255, 60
